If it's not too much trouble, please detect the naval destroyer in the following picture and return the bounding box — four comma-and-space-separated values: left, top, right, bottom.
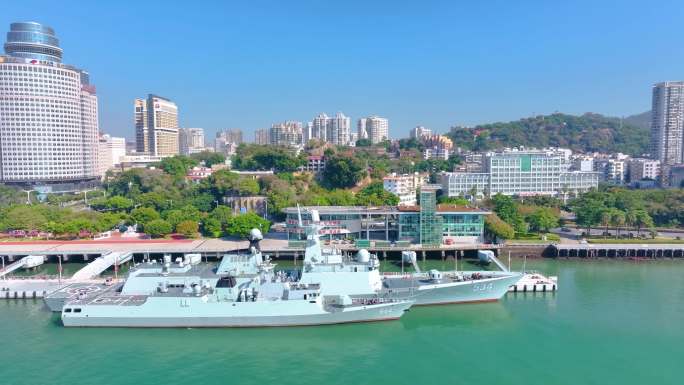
61, 230, 412, 327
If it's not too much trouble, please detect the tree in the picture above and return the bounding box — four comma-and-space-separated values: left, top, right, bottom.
144, 219, 172, 238
0, 206, 47, 231
131, 207, 160, 228
0, 185, 26, 207
225, 212, 271, 238
490, 194, 526, 234
485, 214, 515, 240
632, 209, 654, 236
202, 217, 222, 238
355, 182, 400, 206
438, 196, 470, 206
527, 207, 560, 233
321, 155, 366, 189
158, 155, 198, 178
235, 178, 260, 196
611, 210, 626, 238
356, 138, 372, 147
91, 195, 133, 211
176, 220, 199, 238
190, 151, 226, 167
574, 199, 604, 235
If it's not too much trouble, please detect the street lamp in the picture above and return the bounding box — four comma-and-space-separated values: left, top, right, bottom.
21, 189, 32, 205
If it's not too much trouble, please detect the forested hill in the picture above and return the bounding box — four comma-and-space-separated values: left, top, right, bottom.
447, 113, 649, 155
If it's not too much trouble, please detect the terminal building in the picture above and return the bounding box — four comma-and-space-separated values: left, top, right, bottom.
441, 148, 599, 198
284, 191, 490, 245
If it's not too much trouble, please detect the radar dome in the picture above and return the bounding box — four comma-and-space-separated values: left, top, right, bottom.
356, 249, 371, 263
249, 228, 263, 241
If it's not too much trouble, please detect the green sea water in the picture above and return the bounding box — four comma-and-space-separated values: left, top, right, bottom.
1, 259, 682, 385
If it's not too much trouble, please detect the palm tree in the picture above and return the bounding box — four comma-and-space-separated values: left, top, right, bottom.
601, 210, 612, 239
625, 210, 637, 237
611, 210, 626, 239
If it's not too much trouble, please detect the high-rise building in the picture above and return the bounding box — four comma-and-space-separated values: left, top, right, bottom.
254, 129, 269, 145
310, 112, 351, 145
179, 128, 205, 155
311, 113, 329, 142
134, 94, 179, 156
358, 116, 389, 144
270, 121, 303, 147
650, 81, 684, 181
303, 122, 313, 143
97, 134, 126, 177
215, 129, 243, 155
218, 128, 243, 145
328, 112, 351, 146
0, 22, 99, 188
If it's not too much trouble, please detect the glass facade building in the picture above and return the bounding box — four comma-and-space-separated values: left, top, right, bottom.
284, 202, 489, 245
4, 22, 63, 63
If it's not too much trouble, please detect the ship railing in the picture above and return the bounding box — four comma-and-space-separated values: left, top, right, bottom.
1, 274, 62, 281
352, 297, 403, 305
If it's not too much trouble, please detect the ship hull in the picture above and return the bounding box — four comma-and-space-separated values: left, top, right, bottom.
384, 272, 522, 306
62, 297, 412, 328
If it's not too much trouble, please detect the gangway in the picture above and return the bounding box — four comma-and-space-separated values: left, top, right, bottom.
70, 252, 133, 281
0, 255, 45, 279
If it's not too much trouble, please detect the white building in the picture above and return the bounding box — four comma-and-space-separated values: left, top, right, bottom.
629, 158, 660, 182
441, 148, 599, 198
358, 116, 389, 144
179, 128, 205, 155
423, 148, 451, 160
410, 126, 431, 139
254, 129, 269, 145
383, 172, 428, 206
215, 129, 243, 155
311, 112, 351, 145
270, 121, 303, 147
97, 134, 126, 177
650, 81, 684, 167
0, 22, 99, 187
572, 156, 594, 172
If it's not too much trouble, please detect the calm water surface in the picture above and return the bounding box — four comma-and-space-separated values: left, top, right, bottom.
1, 259, 682, 385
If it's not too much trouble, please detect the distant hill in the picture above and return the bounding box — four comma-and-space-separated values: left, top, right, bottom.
624, 111, 651, 131
447, 112, 649, 156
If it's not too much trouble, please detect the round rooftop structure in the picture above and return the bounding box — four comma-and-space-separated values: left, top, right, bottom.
4, 21, 63, 62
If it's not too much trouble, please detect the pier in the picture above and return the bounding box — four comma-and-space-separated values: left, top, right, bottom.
552, 244, 684, 258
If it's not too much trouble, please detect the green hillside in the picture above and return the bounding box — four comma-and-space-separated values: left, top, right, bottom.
448, 112, 649, 155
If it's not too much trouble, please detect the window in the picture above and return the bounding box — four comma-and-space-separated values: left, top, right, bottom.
74, 308, 82, 313
64, 308, 72, 313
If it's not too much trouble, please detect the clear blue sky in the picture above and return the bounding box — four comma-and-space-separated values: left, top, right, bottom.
3, 1, 683, 141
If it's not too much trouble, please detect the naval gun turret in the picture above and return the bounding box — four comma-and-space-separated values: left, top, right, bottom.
249, 228, 263, 252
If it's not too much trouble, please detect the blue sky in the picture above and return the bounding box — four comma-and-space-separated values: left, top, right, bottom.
3, 1, 683, 141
